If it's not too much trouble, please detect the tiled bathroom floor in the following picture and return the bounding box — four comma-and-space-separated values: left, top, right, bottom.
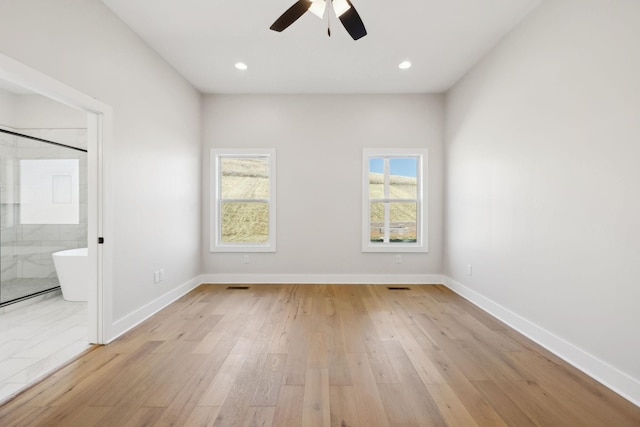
0, 296, 90, 404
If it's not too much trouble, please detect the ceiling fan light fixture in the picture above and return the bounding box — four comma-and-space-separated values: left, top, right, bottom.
309, 0, 327, 18
332, 0, 351, 17
269, 0, 366, 40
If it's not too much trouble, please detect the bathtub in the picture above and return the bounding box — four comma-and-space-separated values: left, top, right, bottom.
52, 247, 89, 302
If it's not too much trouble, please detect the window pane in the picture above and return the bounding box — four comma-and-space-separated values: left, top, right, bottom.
369, 202, 385, 242
221, 157, 269, 199
370, 202, 417, 243
389, 202, 417, 242
389, 158, 417, 199
368, 158, 384, 199
221, 202, 269, 243
369, 175, 385, 199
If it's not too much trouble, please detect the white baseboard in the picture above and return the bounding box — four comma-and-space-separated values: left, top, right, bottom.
442, 275, 640, 407
199, 273, 443, 285
108, 275, 203, 343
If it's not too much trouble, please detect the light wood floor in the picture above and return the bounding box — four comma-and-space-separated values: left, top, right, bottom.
0, 284, 638, 426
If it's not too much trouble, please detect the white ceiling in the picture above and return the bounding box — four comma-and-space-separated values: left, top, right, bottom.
101, 0, 540, 94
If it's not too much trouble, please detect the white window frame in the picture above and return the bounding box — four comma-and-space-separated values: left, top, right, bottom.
210, 148, 276, 252
362, 148, 428, 253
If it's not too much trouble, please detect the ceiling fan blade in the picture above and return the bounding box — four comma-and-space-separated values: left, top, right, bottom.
270, 0, 312, 32
338, 0, 367, 40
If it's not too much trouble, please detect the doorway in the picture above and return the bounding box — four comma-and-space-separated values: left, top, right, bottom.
0, 52, 111, 346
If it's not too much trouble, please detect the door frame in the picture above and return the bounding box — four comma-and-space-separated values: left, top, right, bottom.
0, 52, 112, 344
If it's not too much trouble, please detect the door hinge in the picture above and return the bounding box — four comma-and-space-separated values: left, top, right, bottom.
98, 237, 105, 244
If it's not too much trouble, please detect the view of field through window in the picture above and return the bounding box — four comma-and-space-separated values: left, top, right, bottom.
369, 157, 418, 243
220, 157, 270, 243
219, 155, 417, 244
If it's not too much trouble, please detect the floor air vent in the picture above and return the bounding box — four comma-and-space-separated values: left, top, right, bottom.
387, 287, 411, 291
226, 286, 250, 290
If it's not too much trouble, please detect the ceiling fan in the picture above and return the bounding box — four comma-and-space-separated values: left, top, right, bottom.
270, 0, 367, 40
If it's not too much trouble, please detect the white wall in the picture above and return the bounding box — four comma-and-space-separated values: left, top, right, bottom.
0, 90, 85, 132
445, 0, 640, 403
202, 94, 443, 282
13, 94, 86, 129
0, 0, 202, 333
0, 89, 15, 128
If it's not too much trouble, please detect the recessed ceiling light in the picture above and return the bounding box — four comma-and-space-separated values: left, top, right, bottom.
398, 61, 412, 70
235, 62, 248, 71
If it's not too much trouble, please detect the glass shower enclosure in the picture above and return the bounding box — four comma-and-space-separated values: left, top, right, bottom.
0, 128, 87, 306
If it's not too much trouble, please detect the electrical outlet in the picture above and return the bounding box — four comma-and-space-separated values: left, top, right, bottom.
159, 269, 165, 281
395, 255, 402, 264
243, 255, 250, 264
467, 264, 473, 276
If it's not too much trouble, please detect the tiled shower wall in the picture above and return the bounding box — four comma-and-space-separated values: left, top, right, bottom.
1, 127, 87, 283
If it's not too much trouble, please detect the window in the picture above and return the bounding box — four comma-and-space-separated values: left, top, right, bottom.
210, 149, 276, 252
362, 148, 428, 252
20, 159, 80, 225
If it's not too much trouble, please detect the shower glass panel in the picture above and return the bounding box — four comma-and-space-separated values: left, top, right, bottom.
0, 129, 87, 305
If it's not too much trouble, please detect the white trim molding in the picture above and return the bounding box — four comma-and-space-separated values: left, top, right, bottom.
362, 148, 429, 253
210, 148, 277, 253
443, 275, 640, 407
0, 52, 113, 345
200, 274, 443, 285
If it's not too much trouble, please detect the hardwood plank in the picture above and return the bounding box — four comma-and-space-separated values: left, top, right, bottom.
122, 407, 168, 427
271, 385, 304, 426
302, 368, 331, 427
231, 296, 276, 355
453, 312, 523, 353
329, 386, 360, 427
497, 378, 585, 427
382, 341, 447, 427
241, 406, 275, 427
346, 352, 391, 427
424, 350, 508, 427
212, 351, 272, 427
183, 406, 221, 427
363, 337, 400, 385
362, 296, 398, 341
324, 299, 352, 386
55, 405, 113, 427
249, 353, 287, 407
281, 315, 310, 386
192, 313, 249, 355
426, 383, 481, 427
266, 287, 299, 354
414, 313, 491, 382
144, 345, 207, 407
471, 380, 537, 427
333, 294, 366, 354
378, 382, 422, 427
153, 323, 247, 426
199, 353, 249, 406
